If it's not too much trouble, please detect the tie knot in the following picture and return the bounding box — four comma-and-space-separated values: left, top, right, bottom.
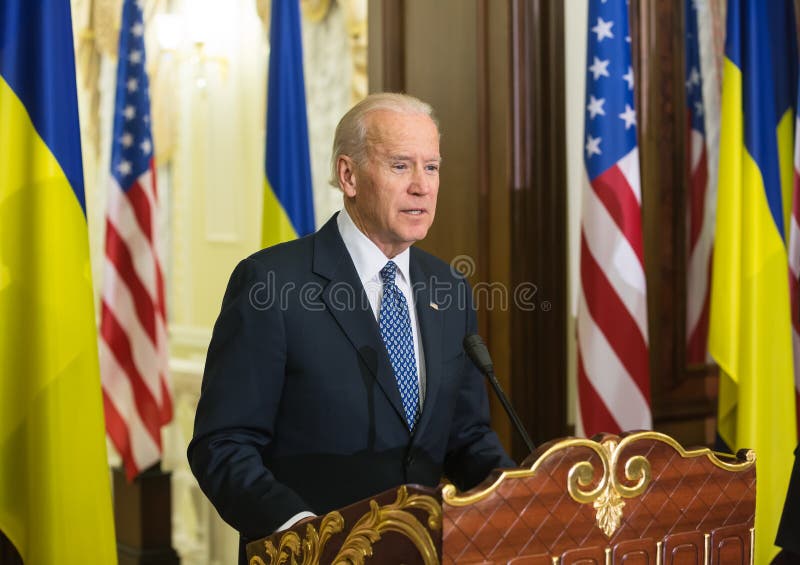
380, 261, 398, 285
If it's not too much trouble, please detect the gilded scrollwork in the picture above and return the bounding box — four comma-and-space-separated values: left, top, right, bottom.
442, 431, 755, 541
566, 454, 608, 504
259, 511, 345, 565
333, 486, 441, 565
255, 486, 441, 565
563, 439, 651, 537
568, 439, 650, 538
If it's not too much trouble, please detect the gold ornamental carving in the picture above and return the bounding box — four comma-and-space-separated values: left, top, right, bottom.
257, 511, 344, 565
254, 486, 441, 565
592, 485, 625, 538
567, 439, 651, 537
443, 431, 755, 540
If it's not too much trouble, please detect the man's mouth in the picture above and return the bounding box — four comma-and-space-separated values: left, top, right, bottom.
402, 209, 425, 215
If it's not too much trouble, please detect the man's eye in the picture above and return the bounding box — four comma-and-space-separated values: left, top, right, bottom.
426, 165, 440, 173
392, 163, 407, 171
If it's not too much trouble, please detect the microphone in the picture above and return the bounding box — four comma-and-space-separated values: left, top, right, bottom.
464, 334, 536, 454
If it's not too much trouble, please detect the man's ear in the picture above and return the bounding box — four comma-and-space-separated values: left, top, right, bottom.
337, 156, 357, 198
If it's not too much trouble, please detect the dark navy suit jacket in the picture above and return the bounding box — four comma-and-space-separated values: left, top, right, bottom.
188, 214, 514, 559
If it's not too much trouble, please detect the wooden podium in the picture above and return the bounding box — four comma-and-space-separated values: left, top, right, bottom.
246, 432, 756, 565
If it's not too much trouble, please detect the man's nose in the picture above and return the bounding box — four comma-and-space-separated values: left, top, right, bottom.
409, 167, 432, 194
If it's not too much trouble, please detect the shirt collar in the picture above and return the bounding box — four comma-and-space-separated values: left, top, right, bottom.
337, 208, 411, 285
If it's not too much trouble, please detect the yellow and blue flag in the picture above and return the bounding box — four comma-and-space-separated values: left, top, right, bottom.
0, 1, 117, 563
262, 0, 315, 247
709, 0, 797, 561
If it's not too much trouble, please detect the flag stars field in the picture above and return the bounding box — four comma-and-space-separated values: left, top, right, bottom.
623, 67, 634, 89
589, 56, 611, 80
619, 104, 636, 129
586, 135, 602, 157
592, 17, 614, 41
116, 160, 132, 176
587, 96, 606, 119
687, 67, 700, 89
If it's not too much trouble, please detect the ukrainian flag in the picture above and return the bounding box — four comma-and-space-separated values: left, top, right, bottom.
709, 0, 797, 561
262, 0, 315, 246
0, 1, 117, 563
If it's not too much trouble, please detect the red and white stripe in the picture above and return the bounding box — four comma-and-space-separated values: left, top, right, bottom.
577, 148, 652, 437
686, 124, 713, 364
101, 165, 172, 480
790, 113, 800, 437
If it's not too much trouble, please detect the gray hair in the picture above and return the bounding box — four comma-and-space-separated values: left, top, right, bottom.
328, 92, 438, 187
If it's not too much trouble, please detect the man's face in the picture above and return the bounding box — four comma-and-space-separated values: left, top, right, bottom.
343, 109, 441, 258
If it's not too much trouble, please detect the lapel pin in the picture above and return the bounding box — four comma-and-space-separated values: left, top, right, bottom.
429, 302, 439, 310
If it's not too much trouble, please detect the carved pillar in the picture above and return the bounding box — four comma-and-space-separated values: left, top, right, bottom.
508, 0, 568, 450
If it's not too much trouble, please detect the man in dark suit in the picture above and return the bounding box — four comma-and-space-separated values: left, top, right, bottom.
188, 92, 515, 562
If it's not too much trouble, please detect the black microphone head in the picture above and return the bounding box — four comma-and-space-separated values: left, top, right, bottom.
463, 334, 494, 375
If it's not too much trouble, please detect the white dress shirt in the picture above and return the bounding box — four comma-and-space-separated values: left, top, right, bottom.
336, 208, 427, 404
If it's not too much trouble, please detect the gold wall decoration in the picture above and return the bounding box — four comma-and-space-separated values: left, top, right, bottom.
255, 486, 441, 565
255, 0, 270, 30
341, 0, 367, 102
256, 0, 368, 105
301, 0, 333, 23
91, 0, 122, 57
74, 0, 121, 154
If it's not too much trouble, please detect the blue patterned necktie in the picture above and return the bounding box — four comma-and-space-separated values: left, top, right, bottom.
379, 261, 420, 431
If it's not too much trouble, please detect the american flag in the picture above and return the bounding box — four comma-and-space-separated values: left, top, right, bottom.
100, 0, 172, 480
576, 0, 651, 437
791, 81, 800, 438
685, 0, 713, 365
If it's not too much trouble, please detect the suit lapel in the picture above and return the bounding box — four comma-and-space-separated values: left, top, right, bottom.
410, 250, 443, 442
312, 215, 406, 425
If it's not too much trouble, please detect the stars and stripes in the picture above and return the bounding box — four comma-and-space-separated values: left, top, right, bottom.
685, 0, 714, 365
100, 0, 172, 480
577, 0, 651, 437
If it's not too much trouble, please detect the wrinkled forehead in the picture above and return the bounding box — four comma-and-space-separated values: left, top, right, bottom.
363, 109, 441, 157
